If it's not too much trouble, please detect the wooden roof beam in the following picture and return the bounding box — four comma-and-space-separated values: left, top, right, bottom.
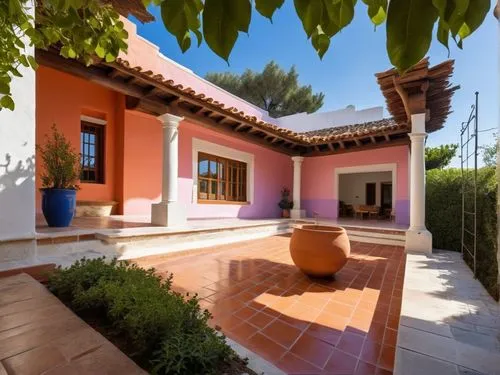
370, 136, 377, 144
354, 139, 362, 146
235, 123, 247, 132
338, 140, 345, 149
327, 143, 335, 151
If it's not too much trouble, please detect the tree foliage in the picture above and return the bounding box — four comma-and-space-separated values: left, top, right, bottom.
0, 0, 128, 110
153, 0, 491, 72
425, 143, 458, 170
206, 61, 324, 118
0, 0, 492, 111
481, 136, 498, 167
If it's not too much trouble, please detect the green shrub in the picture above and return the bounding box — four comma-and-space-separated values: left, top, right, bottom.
426, 167, 498, 300
48, 258, 237, 374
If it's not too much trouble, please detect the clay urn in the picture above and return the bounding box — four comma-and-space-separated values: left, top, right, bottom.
290, 225, 350, 277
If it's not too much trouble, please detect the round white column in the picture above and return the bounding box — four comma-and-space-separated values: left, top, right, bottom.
409, 133, 427, 230
291, 156, 305, 219
405, 113, 432, 253
151, 113, 185, 227
159, 114, 183, 203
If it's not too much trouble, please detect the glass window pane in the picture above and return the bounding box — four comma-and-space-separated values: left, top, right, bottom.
218, 161, 225, 179
209, 160, 217, 178
219, 182, 226, 199
89, 145, 95, 157
89, 134, 95, 144
199, 179, 208, 193
199, 159, 209, 177
208, 180, 217, 200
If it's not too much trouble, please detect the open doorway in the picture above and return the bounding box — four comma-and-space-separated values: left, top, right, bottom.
338, 171, 394, 220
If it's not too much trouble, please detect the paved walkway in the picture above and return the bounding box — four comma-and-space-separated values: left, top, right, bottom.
396, 250, 500, 375
0, 273, 145, 375
136, 234, 405, 374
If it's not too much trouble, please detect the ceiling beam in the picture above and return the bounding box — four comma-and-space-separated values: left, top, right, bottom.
235, 123, 247, 132
302, 138, 410, 157
169, 106, 298, 156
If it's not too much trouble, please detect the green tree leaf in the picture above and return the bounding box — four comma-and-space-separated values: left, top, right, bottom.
28, 55, 39, 70
437, 19, 450, 54
330, 0, 357, 29
0, 82, 10, 95
387, 0, 438, 72
203, 0, 251, 61
0, 95, 15, 111
311, 27, 331, 59
362, 0, 388, 26
255, 0, 285, 21
457, 0, 490, 40
294, 0, 324, 37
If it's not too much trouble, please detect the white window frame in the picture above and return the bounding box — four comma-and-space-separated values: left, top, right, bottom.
192, 138, 254, 204
334, 163, 397, 210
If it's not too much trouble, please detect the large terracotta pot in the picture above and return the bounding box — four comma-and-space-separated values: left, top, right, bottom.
290, 225, 350, 277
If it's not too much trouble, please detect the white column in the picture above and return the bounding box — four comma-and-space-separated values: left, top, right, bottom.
405, 113, 432, 254
0, 0, 36, 263
151, 113, 186, 226
291, 156, 306, 219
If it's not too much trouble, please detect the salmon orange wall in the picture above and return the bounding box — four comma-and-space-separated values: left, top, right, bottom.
121, 111, 163, 215
36, 66, 120, 212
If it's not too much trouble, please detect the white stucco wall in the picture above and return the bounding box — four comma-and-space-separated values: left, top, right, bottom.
0, 3, 36, 242
339, 171, 392, 207
276, 106, 384, 132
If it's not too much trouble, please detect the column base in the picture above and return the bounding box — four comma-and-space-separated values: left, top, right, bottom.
405, 228, 432, 254
290, 209, 306, 219
151, 202, 186, 227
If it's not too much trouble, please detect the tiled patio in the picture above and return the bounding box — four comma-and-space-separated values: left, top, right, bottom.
135, 234, 405, 374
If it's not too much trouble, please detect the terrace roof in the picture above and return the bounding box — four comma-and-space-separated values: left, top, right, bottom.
36, 21, 457, 157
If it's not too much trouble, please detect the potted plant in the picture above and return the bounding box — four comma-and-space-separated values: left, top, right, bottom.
37, 124, 80, 227
278, 187, 294, 218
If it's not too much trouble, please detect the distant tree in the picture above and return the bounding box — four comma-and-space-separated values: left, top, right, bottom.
205, 61, 324, 118
425, 144, 458, 170
481, 136, 498, 167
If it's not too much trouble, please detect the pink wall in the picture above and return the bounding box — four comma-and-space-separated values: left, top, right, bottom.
301, 145, 410, 225
120, 115, 293, 219
36, 66, 121, 212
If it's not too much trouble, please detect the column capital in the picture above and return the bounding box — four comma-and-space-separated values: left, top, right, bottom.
157, 113, 184, 128
291, 156, 304, 163
408, 132, 428, 141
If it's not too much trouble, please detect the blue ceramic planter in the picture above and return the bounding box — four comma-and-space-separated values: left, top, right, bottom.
41, 188, 77, 227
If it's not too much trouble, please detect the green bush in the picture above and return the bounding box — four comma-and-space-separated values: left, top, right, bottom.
426, 167, 498, 300
48, 258, 238, 374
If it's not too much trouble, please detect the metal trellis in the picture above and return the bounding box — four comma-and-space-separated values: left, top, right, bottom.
460, 92, 479, 277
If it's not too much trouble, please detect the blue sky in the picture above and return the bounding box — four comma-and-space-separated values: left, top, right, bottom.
133, 2, 498, 165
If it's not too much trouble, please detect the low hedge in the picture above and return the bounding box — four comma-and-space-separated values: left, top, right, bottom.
426, 167, 498, 300
47, 258, 244, 375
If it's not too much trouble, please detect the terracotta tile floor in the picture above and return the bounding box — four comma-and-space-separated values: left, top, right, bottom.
136, 234, 405, 375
